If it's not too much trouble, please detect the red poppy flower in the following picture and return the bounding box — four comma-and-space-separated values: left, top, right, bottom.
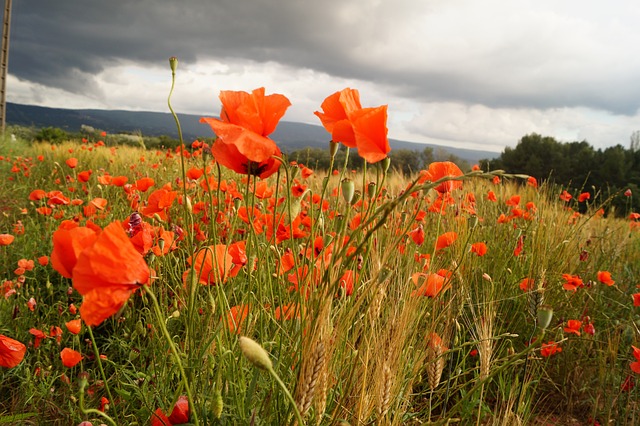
563, 319, 582, 336
412, 273, 446, 297
29, 328, 46, 349
151, 395, 189, 426
186, 245, 235, 285
200, 87, 290, 179
562, 273, 584, 292
633, 293, 640, 307
0, 334, 26, 368
65, 319, 82, 335
559, 190, 572, 202
519, 278, 535, 292
408, 225, 425, 246
470, 242, 488, 256
72, 221, 150, 326
578, 192, 590, 202
135, 177, 155, 192
315, 88, 390, 163
51, 222, 100, 279
418, 162, 463, 193
631, 346, 640, 374
65, 158, 78, 168
540, 341, 562, 357
314, 88, 361, 148
60, 348, 83, 367
527, 176, 538, 188
436, 231, 458, 250
227, 305, 250, 334
597, 270, 615, 286
0, 234, 14, 246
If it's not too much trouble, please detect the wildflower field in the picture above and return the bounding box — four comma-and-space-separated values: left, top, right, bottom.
1, 70, 640, 425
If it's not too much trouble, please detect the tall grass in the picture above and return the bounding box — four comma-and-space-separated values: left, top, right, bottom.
0, 130, 639, 425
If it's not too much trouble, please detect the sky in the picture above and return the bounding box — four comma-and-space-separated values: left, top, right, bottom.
6, 0, 640, 153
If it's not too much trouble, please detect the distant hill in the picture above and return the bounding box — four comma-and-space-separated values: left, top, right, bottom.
6, 102, 498, 163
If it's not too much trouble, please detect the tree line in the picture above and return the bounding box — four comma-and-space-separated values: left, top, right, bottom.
481, 133, 640, 215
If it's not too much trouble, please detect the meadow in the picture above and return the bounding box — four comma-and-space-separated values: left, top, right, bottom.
1, 83, 640, 426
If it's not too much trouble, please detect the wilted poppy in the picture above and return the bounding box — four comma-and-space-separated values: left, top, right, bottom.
60, 348, 83, 367
0, 334, 26, 368
72, 221, 151, 326
29, 328, 46, 349
200, 87, 290, 179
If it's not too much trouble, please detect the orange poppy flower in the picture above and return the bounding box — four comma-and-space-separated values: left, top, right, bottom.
559, 190, 572, 202
227, 305, 250, 334
65, 158, 78, 168
0, 234, 14, 246
51, 222, 100, 279
315, 88, 390, 163
135, 177, 155, 192
436, 231, 458, 250
29, 328, 46, 348
578, 192, 590, 202
562, 273, 584, 292
597, 270, 615, 286
412, 273, 446, 297
540, 341, 562, 357
631, 346, 640, 374
470, 242, 488, 256
186, 245, 234, 285
418, 162, 463, 193
65, 319, 82, 335
72, 221, 150, 326
563, 320, 582, 336
60, 348, 83, 367
0, 334, 26, 368
633, 293, 640, 307
142, 187, 177, 220
200, 87, 290, 179
314, 88, 361, 148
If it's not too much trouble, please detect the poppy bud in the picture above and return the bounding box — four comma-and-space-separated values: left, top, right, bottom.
290, 164, 299, 181
537, 305, 553, 330
351, 190, 362, 206
329, 141, 339, 159
382, 157, 391, 174
169, 56, 178, 72
341, 179, 355, 204
482, 273, 492, 282
239, 336, 272, 371
468, 215, 479, 229
367, 181, 376, 199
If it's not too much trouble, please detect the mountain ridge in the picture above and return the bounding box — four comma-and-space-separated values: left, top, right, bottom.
6, 102, 499, 162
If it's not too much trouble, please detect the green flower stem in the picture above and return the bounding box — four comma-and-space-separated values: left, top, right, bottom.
86, 325, 119, 425
78, 375, 117, 426
146, 286, 200, 426
267, 365, 305, 426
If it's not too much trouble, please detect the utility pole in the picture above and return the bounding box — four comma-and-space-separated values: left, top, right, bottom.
0, 0, 12, 135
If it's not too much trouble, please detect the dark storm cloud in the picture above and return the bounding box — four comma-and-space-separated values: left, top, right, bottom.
9, 0, 640, 116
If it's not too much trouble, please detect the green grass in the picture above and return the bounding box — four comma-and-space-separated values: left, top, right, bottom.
1, 133, 639, 425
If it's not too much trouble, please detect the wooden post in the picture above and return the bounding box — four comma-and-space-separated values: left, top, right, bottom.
0, 0, 12, 135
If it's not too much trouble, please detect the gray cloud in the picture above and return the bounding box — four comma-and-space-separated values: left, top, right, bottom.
8, 0, 640, 150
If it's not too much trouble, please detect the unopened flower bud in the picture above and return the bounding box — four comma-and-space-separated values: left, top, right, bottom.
239, 336, 272, 371
537, 305, 553, 330
169, 56, 178, 72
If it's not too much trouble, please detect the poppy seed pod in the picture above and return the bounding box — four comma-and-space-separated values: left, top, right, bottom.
537, 305, 554, 330
341, 179, 355, 204
239, 336, 272, 370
